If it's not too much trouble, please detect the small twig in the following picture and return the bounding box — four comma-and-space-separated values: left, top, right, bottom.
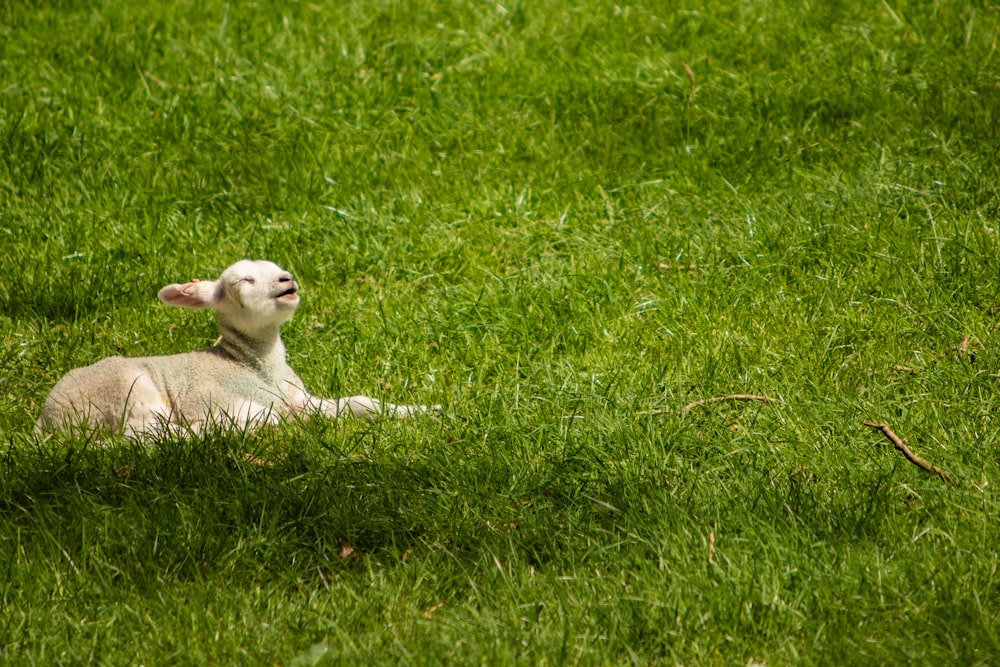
681, 394, 777, 415
863, 421, 952, 483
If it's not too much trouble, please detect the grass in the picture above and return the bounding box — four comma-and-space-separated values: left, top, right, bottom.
2, 0, 1000, 663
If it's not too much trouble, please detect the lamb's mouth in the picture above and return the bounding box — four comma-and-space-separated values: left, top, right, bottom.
276, 286, 299, 299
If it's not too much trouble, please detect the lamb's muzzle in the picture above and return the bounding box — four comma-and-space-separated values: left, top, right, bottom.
275, 276, 299, 300
37, 259, 434, 438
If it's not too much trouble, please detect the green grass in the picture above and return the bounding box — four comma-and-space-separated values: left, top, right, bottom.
3, 0, 1000, 663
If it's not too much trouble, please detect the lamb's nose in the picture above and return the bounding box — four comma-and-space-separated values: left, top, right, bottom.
279, 273, 294, 283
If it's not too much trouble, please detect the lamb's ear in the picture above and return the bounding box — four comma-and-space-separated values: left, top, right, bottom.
158, 279, 221, 309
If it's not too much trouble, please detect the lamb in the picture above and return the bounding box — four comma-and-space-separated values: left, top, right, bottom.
37, 259, 433, 437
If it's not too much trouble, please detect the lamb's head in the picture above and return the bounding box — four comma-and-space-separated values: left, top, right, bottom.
158, 260, 300, 335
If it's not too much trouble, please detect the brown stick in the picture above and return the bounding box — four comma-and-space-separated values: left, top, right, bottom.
863, 421, 952, 483
681, 394, 777, 415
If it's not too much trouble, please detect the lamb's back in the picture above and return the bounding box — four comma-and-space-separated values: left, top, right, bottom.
39, 348, 303, 434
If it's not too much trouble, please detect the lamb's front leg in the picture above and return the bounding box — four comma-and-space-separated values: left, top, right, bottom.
308, 395, 433, 419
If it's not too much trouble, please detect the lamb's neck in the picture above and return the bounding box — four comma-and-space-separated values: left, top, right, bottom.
216, 321, 288, 377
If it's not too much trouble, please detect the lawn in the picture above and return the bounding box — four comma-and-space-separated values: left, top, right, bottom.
2, 0, 1000, 664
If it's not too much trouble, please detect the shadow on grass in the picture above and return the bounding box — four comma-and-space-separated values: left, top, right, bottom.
1, 422, 923, 595
2, 285, 107, 322
0, 428, 608, 586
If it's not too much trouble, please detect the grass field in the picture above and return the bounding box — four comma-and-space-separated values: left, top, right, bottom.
3, 0, 1000, 663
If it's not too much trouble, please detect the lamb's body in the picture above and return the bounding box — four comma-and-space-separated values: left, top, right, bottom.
39, 348, 310, 434
38, 260, 428, 437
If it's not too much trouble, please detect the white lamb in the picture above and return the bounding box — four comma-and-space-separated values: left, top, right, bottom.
38, 259, 433, 437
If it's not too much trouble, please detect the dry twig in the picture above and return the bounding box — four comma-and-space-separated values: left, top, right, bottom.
681, 394, 778, 416
863, 421, 952, 483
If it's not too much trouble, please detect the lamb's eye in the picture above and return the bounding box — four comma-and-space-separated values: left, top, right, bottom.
243, 277, 256, 285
